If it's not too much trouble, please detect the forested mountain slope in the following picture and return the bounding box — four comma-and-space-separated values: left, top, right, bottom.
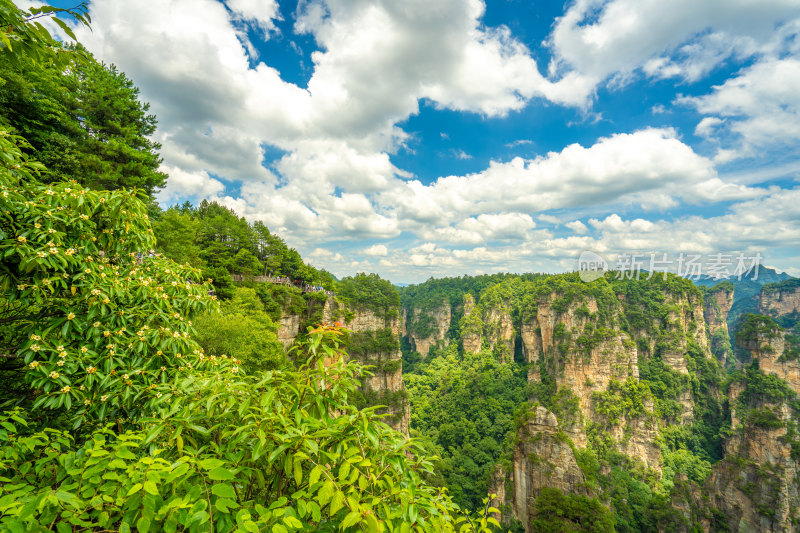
4, 3, 800, 531
399, 272, 800, 532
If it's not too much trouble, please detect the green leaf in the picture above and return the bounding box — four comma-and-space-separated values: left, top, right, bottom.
143, 481, 158, 495
271, 525, 288, 533
293, 460, 302, 486
318, 480, 334, 506
208, 467, 234, 481
283, 516, 302, 529
52, 17, 77, 41
136, 516, 151, 532
211, 483, 236, 499
310, 465, 322, 486
214, 498, 237, 513
341, 511, 360, 529
329, 491, 344, 517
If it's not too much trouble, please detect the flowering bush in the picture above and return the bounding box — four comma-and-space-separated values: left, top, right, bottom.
1, 130, 228, 425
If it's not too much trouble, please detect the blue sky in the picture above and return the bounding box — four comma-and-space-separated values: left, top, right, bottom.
38, 0, 800, 283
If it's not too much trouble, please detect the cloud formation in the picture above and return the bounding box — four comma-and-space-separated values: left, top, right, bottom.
41, 0, 800, 281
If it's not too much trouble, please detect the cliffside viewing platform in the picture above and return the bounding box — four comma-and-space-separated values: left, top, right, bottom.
231, 274, 335, 297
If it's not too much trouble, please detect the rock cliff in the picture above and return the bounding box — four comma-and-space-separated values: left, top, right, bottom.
345, 307, 410, 435
492, 406, 591, 532
486, 275, 726, 530
688, 324, 800, 532
703, 283, 735, 361
406, 299, 451, 357
520, 291, 661, 467
460, 294, 482, 353
759, 281, 800, 319
400, 272, 800, 532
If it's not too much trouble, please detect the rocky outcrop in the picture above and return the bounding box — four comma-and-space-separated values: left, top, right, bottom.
407, 301, 451, 357
277, 313, 303, 348
460, 294, 482, 353
639, 291, 710, 374
704, 285, 734, 340
346, 308, 410, 435
701, 396, 800, 531
276, 294, 343, 349
758, 333, 800, 392
492, 407, 591, 532
759, 282, 800, 318
483, 305, 515, 362
696, 331, 800, 532
275, 293, 410, 435
521, 292, 663, 470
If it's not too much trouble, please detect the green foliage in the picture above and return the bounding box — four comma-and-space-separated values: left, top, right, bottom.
0, 1, 90, 70
0, 44, 167, 195
338, 273, 400, 318
404, 347, 527, 511
610, 273, 701, 335
0, 328, 501, 532
733, 362, 800, 412
661, 447, 712, 485
735, 313, 782, 356
529, 488, 614, 533
0, 13, 508, 533
592, 378, 653, 425
409, 308, 441, 339
192, 287, 286, 372
152, 202, 336, 296
346, 328, 400, 360
779, 332, 800, 362
151, 209, 203, 266
0, 148, 218, 424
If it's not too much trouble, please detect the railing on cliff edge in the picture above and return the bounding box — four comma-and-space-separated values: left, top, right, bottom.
230, 274, 334, 297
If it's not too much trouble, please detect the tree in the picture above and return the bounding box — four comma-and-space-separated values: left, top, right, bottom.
0, 136, 217, 423
0, 44, 167, 195
152, 208, 204, 266
193, 287, 286, 371
736, 313, 782, 358
0, 1, 89, 69
339, 273, 400, 318
1, 327, 505, 532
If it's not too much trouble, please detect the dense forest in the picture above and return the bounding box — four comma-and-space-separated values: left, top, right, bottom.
399, 270, 800, 532
0, 4, 501, 531
3, 3, 800, 532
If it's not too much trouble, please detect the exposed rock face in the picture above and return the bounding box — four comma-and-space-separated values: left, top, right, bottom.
697, 330, 800, 532
522, 294, 638, 408
759, 334, 800, 392
483, 305, 515, 362
276, 295, 410, 436
461, 294, 482, 353
349, 308, 401, 335
346, 308, 410, 435
277, 294, 342, 349
704, 285, 734, 341
277, 313, 302, 349
760, 283, 800, 318
518, 293, 662, 464
702, 400, 800, 531
634, 291, 709, 375
407, 301, 451, 357
492, 407, 591, 533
